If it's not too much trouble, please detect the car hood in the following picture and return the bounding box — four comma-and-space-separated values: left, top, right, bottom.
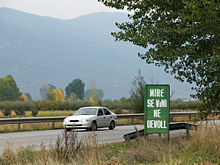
65, 115, 95, 121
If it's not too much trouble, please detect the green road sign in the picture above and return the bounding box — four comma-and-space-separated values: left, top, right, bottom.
144, 84, 170, 135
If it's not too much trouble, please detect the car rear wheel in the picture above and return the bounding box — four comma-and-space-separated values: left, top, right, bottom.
109, 121, 115, 130
90, 121, 97, 131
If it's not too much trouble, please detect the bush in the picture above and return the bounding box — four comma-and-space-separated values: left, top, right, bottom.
31, 107, 38, 117
14, 103, 25, 116
2, 107, 11, 117
102, 98, 132, 112
170, 100, 201, 110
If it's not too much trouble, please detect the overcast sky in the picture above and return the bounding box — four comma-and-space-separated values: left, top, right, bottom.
0, 0, 125, 19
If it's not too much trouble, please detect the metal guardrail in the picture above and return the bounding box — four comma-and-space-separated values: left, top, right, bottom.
0, 112, 198, 131
123, 122, 198, 141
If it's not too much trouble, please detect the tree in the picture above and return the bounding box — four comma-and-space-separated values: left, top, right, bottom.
99, 0, 220, 112
85, 82, 103, 105
130, 70, 146, 113
85, 89, 104, 99
66, 92, 78, 101
0, 75, 21, 101
53, 89, 65, 102
24, 93, 32, 101
20, 94, 29, 102
84, 82, 104, 100
47, 89, 65, 102
65, 79, 85, 100
40, 84, 56, 100
46, 88, 55, 101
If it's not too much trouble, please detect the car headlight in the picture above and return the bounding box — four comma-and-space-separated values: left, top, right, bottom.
80, 119, 89, 123
64, 118, 69, 123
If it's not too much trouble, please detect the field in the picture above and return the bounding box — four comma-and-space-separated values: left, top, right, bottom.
0, 125, 219, 165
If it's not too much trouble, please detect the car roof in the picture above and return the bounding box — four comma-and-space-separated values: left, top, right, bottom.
80, 106, 107, 109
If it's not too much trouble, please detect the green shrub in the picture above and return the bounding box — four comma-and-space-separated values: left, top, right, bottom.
170, 100, 201, 110
14, 103, 25, 116
31, 108, 38, 117
2, 107, 11, 117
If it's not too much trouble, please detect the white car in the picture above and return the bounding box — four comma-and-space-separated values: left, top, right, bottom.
63, 106, 117, 131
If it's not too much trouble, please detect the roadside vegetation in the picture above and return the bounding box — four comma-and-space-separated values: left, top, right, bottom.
0, 101, 203, 133
0, 99, 200, 118
0, 99, 215, 133
0, 125, 219, 165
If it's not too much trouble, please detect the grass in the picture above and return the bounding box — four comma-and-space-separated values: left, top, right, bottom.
0, 125, 219, 165
104, 127, 220, 165
0, 122, 64, 133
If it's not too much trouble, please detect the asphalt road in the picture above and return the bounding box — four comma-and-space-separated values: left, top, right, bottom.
0, 120, 219, 155
0, 125, 145, 154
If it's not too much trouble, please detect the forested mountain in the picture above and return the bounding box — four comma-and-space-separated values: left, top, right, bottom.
0, 8, 193, 99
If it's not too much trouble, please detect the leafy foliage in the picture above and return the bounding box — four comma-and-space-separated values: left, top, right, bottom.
85, 81, 104, 105
129, 70, 146, 113
0, 99, 200, 117
31, 107, 39, 117
53, 89, 65, 102
84, 89, 104, 100
47, 89, 65, 102
14, 102, 26, 116
20, 94, 29, 102
65, 79, 85, 100
2, 107, 11, 116
46, 88, 55, 101
40, 84, 56, 100
170, 100, 200, 110
0, 75, 21, 101
99, 0, 220, 113
24, 93, 32, 101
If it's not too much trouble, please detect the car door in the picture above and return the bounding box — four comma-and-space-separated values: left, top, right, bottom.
102, 108, 112, 127
96, 108, 105, 127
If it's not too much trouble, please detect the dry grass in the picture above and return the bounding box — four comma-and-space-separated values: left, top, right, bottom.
36, 110, 74, 117
0, 125, 219, 165
0, 122, 64, 133
101, 125, 220, 165
0, 111, 3, 117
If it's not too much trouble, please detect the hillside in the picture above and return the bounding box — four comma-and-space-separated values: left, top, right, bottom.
0, 7, 194, 99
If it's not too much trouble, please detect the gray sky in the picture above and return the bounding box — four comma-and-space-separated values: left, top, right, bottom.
0, 0, 124, 19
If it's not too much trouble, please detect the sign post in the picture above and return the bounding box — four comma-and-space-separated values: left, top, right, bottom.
144, 84, 170, 141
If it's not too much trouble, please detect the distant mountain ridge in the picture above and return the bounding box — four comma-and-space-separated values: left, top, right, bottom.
0, 7, 194, 100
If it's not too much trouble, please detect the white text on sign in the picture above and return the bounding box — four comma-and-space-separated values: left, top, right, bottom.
147, 120, 167, 128
147, 99, 167, 108
150, 89, 164, 97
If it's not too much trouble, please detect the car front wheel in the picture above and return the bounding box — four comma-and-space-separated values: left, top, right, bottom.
90, 121, 97, 131
109, 121, 115, 130
65, 128, 72, 132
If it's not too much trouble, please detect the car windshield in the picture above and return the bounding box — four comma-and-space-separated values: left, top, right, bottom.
73, 108, 97, 116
